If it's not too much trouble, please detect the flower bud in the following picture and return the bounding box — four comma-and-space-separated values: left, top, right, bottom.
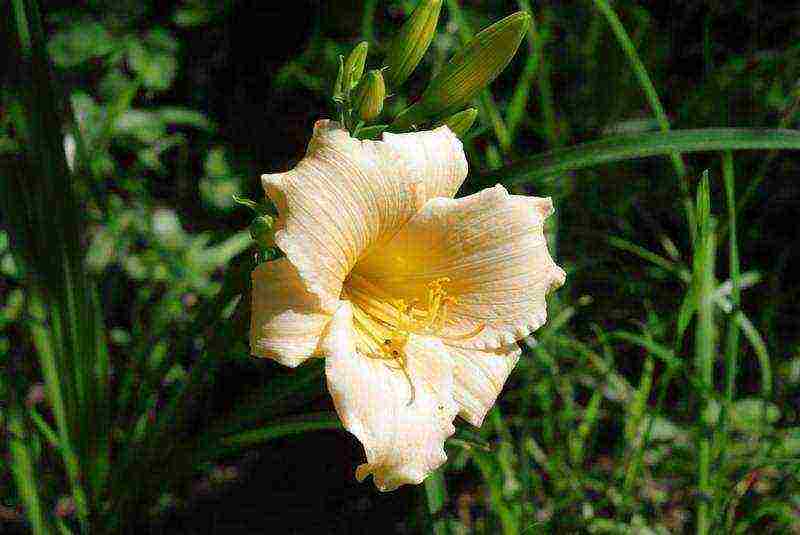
343, 41, 369, 92
436, 108, 478, 138
353, 69, 386, 122
232, 194, 276, 249
392, 12, 530, 130
383, 0, 443, 89
249, 214, 275, 249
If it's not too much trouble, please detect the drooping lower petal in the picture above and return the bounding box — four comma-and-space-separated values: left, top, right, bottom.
321, 302, 459, 491
354, 184, 566, 351
250, 258, 331, 367
262, 121, 468, 310
448, 344, 521, 427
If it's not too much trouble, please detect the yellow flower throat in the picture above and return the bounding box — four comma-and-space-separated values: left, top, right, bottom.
343, 273, 485, 403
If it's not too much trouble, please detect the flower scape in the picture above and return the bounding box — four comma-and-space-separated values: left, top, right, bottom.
250, 119, 565, 491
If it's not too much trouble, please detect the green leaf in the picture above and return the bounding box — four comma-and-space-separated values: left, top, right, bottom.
8, 407, 53, 534
481, 128, 800, 186
220, 412, 342, 451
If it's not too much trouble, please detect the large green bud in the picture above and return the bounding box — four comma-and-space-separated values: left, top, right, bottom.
383, 0, 443, 89
392, 12, 530, 130
353, 69, 386, 122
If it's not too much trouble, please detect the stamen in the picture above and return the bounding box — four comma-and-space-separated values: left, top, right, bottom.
344, 273, 483, 407
440, 322, 487, 341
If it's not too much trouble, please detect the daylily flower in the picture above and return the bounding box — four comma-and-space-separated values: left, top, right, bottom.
251, 120, 565, 491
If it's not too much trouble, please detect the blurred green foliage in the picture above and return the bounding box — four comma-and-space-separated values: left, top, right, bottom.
2, 0, 800, 534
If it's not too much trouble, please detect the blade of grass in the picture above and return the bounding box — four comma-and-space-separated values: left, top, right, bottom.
7, 393, 53, 535
530, 9, 560, 150
621, 354, 655, 507
589, 0, 699, 243
693, 172, 716, 535
7, 0, 103, 526
104, 272, 250, 527
607, 236, 688, 280
202, 358, 325, 441
471, 450, 519, 535
610, 331, 681, 369
716, 151, 740, 501
506, 0, 540, 142
218, 412, 342, 451
483, 128, 800, 186
424, 469, 451, 535
732, 312, 771, 401
590, 0, 687, 181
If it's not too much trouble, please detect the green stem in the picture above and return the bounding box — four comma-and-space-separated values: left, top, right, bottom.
694, 174, 717, 535
718, 151, 740, 452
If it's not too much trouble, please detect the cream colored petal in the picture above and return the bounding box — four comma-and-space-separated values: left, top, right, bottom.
381, 126, 468, 201
262, 121, 467, 310
448, 344, 521, 427
321, 302, 459, 491
355, 184, 566, 351
250, 258, 331, 367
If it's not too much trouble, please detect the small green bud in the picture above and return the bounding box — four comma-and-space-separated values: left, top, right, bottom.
249, 214, 275, 249
436, 108, 478, 138
353, 69, 386, 121
392, 12, 530, 130
343, 41, 369, 92
233, 193, 277, 249
383, 0, 443, 89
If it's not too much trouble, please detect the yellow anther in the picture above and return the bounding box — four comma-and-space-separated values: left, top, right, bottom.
345, 273, 483, 406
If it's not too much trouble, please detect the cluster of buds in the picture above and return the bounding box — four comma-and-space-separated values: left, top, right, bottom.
331, 1, 530, 140
333, 41, 385, 129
